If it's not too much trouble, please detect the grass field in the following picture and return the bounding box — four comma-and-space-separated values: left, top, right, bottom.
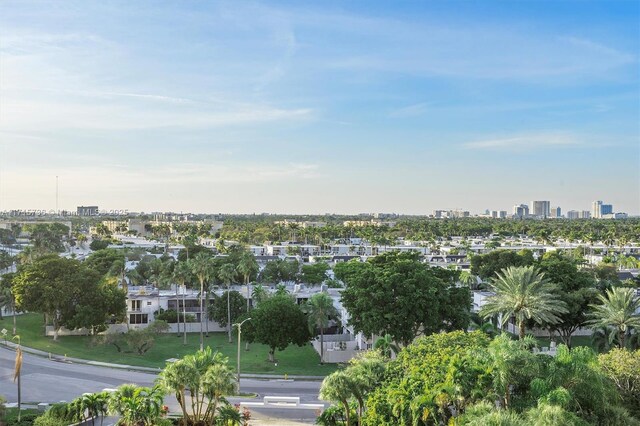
2, 314, 339, 376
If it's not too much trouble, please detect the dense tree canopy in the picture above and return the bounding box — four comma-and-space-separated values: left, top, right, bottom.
12, 255, 126, 338
340, 252, 471, 346
470, 249, 535, 280
242, 294, 311, 362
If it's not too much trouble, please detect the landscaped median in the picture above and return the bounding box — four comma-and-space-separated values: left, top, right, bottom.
4, 313, 339, 376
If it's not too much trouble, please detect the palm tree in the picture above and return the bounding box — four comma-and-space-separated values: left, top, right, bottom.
480, 265, 568, 339
237, 251, 258, 313
251, 284, 269, 306
172, 261, 192, 344
189, 252, 215, 351
320, 371, 355, 426
218, 263, 237, 343
373, 334, 400, 359
156, 347, 236, 425
303, 292, 340, 364
587, 287, 640, 348
80, 392, 109, 426
108, 384, 165, 426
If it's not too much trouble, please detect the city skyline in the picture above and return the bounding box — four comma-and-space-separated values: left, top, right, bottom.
0, 1, 638, 214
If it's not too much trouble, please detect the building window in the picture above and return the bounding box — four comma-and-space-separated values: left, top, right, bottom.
147, 301, 152, 306
130, 314, 148, 324
131, 300, 141, 311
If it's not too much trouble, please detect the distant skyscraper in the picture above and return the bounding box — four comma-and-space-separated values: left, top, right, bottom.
550, 206, 562, 218
513, 204, 529, 218
567, 210, 580, 219
592, 200, 613, 218
592, 200, 603, 218
580, 210, 591, 219
531, 201, 551, 218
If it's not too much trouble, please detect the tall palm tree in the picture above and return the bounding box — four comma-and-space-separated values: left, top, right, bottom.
172, 261, 192, 344
237, 251, 258, 313
0, 272, 17, 335
587, 287, 640, 348
189, 252, 215, 351
303, 292, 340, 364
251, 284, 269, 306
320, 370, 355, 426
218, 263, 237, 343
156, 347, 236, 424
480, 265, 568, 339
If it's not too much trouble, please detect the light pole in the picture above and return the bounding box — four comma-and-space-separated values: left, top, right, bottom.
234, 318, 252, 393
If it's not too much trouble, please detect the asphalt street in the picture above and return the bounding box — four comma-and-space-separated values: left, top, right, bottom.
0, 346, 325, 425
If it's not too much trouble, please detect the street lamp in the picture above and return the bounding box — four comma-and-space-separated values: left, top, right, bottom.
233, 317, 252, 393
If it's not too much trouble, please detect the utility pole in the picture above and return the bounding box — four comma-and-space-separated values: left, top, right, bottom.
55, 175, 59, 215
234, 318, 252, 393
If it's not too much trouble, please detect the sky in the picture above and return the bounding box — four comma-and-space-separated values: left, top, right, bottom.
0, 0, 638, 215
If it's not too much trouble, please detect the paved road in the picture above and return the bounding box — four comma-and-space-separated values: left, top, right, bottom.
0, 346, 325, 424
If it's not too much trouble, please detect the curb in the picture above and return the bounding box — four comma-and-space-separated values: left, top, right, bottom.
0, 342, 327, 380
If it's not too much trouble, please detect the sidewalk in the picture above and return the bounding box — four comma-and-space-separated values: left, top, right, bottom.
0, 341, 326, 380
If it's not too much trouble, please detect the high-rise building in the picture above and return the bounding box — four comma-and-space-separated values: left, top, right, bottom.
592, 201, 614, 218
580, 210, 591, 219
567, 210, 580, 219
531, 201, 551, 218
549, 206, 562, 218
77, 206, 99, 216
513, 204, 529, 218
592, 201, 602, 218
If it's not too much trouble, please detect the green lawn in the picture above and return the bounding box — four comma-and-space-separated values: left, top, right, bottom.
3, 314, 339, 376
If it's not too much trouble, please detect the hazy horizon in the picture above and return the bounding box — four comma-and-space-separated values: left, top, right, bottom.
1, 1, 638, 215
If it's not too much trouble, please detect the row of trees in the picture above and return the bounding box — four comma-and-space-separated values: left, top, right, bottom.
216, 216, 640, 246
319, 332, 640, 425
472, 250, 640, 348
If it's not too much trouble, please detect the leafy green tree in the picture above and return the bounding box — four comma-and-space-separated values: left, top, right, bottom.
27, 223, 69, 255
480, 265, 568, 338
303, 292, 339, 364
300, 262, 330, 285
363, 331, 490, 426
340, 252, 471, 346
89, 239, 110, 251
242, 294, 311, 362
13, 256, 126, 339
537, 252, 599, 347
209, 291, 247, 329
84, 249, 124, 277
598, 348, 640, 417
470, 249, 535, 280
587, 287, 640, 349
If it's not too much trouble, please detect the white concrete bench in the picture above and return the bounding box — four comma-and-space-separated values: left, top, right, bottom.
263, 396, 300, 406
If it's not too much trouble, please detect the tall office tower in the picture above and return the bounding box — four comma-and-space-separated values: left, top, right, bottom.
567, 210, 580, 219
601, 204, 613, 215
550, 206, 562, 218
531, 201, 551, 218
580, 210, 591, 219
513, 204, 529, 218
592, 200, 603, 218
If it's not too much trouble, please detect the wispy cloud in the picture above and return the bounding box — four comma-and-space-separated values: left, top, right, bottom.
463, 133, 580, 151
389, 102, 431, 117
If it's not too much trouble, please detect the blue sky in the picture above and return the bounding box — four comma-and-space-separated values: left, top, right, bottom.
0, 0, 638, 214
